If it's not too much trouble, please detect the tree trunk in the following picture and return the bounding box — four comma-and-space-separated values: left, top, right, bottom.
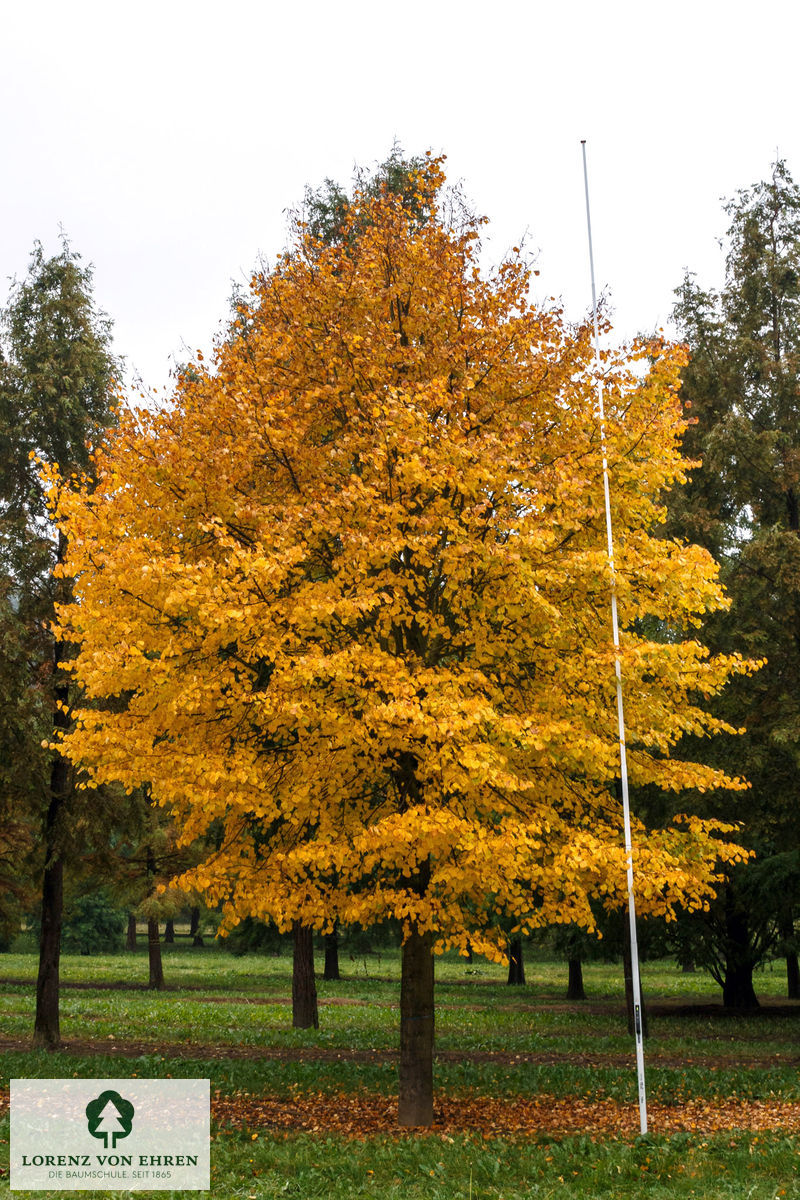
721, 895, 759, 1010
779, 916, 799, 999
507, 937, 525, 985
323, 925, 340, 981
147, 917, 164, 990
190, 906, 204, 946
622, 928, 649, 1038
398, 927, 434, 1126
566, 956, 586, 1000
292, 923, 319, 1028
33, 801, 63, 1049
164, 918, 175, 944
722, 961, 760, 1008
145, 844, 164, 989
126, 913, 137, 950
787, 950, 800, 1000
33, 625, 70, 1050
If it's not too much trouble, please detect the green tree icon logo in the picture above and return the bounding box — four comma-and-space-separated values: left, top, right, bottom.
85, 1090, 135, 1149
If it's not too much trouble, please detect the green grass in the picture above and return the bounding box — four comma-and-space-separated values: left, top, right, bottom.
1, 946, 799, 1197
3, 1126, 800, 1199
1, 943, 796, 999
203, 1130, 800, 1199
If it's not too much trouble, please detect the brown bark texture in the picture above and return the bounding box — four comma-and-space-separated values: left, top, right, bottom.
148, 917, 164, 990
190, 906, 204, 946
780, 916, 799, 999
33, 624, 71, 1050
33, 806, 64, 1049
721, 897, 759, 1009
507, 937, 525, 986
787, 950, 800, 1000
566, 956, 586, 1000
292, 923, 319, 1028
323, 927, 340, 981
398, 927, 435, 1126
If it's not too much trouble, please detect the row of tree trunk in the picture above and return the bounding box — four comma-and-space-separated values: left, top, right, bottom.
126, 908, 205, 950
507, 940, 584, 1000
35, 896, 798, 1128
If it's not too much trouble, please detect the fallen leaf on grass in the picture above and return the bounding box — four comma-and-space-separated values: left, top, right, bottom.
211, 1091, 800, 1140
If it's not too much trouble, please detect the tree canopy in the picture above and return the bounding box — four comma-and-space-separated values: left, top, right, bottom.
668, 160, 800, 1005
50, 157, 753, 967
0, 236, 119, 1042
1, 239, 117, 585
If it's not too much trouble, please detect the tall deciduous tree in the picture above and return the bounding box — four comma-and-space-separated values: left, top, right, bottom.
291, 146, 425, 1023
0, 238, 118, 1044
670, 160, 800, 1006
53, 158, 752, 1120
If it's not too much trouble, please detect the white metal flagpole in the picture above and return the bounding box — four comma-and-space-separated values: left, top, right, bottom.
580, 139, 648, 1135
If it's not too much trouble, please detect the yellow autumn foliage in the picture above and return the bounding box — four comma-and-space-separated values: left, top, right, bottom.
50, 157, 754, 959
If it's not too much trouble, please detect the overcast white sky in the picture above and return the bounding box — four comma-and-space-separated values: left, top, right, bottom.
4, 0, 799, 397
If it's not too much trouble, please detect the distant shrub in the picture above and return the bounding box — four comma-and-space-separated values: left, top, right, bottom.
222, 917, 288, 957
60, 891, 127, 955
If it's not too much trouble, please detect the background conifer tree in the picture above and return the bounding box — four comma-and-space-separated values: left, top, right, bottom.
669, 161, 800, 1006
0, 238, 119, 1044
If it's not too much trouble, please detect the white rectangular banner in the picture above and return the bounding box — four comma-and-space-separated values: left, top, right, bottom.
10, 1079, 210, 1191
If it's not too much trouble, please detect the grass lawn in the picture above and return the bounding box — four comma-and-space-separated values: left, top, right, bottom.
1, 943, 799, 1198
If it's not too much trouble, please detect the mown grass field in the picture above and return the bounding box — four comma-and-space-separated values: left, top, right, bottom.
1, 943, 799, 1198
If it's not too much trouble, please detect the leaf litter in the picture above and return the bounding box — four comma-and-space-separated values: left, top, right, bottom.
212, 1089, 800, 1139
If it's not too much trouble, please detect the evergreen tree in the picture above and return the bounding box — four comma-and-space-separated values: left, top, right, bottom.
0, 237, 119, 1044
303, 144, 430, 250
670, 160, 800, 1006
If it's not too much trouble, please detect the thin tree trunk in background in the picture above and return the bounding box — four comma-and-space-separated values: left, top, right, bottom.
190, 906, 204, 946
323, 924, 340, 981
566, 957, 586, 1000
146, 845, 164, 990
147, 917, 164, 990
398, 927, 434, 1126
507, 937, 525, 985
164, 918, 175, 944
787, 949, 800, 1000
780, 916, 799, 1000
292, 923, 319, 1028
126, 913, 137, 950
